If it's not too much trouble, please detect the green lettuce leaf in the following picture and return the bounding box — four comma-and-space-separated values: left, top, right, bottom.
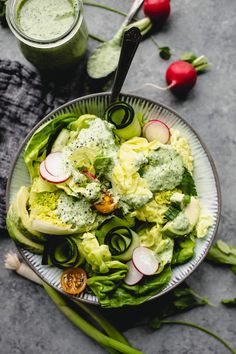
24, 113, 78, 179
87, 266, 172, 308
207, 240, 236, 266
171, 234, 196, 265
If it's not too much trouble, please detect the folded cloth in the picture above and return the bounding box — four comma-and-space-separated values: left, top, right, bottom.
0, 59, 82, 231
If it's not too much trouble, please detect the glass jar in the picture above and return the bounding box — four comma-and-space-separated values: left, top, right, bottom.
6, 0, 88, 71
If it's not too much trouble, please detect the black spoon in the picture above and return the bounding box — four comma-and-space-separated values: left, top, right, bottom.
110, 26, 142, 103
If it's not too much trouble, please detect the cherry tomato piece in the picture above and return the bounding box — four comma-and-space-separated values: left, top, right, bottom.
94, 193, 117, 214
61, 268, 87, 295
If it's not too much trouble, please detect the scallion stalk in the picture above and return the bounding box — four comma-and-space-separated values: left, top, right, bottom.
44, 284, 143, 354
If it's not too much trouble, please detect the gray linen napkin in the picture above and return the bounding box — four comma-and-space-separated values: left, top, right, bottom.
0, 59, 82, 231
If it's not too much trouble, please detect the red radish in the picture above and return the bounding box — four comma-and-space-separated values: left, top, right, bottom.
124, 260, 144, 286
166, 60, 197, 95
82, 170, 96, 181
144, 0, 171, 24
132, 247, 159, 275
143, 120, 170, 143
45, 152, 67, 177
39, 161, 70, 184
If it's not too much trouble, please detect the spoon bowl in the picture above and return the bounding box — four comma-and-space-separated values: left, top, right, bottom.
87, 0, 144, 79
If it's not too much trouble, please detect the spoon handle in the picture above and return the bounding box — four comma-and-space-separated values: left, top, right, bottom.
123, 0, 144, 27
110, 27, 142, 103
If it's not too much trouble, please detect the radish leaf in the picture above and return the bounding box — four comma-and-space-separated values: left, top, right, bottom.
159, 46, 172, 60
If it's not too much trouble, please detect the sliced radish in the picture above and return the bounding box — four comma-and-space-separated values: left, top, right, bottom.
39, 161, 70, 184
143, 120, 170, 144
132, 246, 159, 275
124, 260, 143, 285
82, 170, 96, 181
45, 152, 68, 177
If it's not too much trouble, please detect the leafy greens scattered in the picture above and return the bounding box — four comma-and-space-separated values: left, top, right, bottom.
148, 282, 209, 329
221, 298, 236, 306
207, 240, 236, 275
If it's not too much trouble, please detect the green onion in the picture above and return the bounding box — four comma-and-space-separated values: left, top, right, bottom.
44, 284, 143, 354
105, 102, 141, 140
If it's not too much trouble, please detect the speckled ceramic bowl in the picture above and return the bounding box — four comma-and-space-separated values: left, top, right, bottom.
6, 93, 221, 305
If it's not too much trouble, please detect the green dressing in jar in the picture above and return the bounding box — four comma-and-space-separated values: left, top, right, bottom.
6, 0, 88, 70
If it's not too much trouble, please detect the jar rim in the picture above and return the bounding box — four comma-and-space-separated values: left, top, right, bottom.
6, 0, 81, 45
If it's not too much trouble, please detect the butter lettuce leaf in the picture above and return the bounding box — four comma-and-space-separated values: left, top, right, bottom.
79, 232, 127, 274
87, 266, 172, 308
139, 225, 174, 273
24, 113, 78, 179
170, 129, 193, 172
31, 177, 58, 193
130, 190, 178, 224
196, 210, 213, 238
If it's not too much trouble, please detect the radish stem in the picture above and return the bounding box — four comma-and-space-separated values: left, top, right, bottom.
84, 1, 132, 18
89, 33, 105, 43
161, 320, 236, 354
128, 82, 175, 93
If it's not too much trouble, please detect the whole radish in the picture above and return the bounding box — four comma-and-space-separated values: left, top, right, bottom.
166, 60, 197, 95
129, 53, 209, 96
144, 0, 171, 24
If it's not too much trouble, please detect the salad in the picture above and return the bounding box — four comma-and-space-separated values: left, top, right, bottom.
7, 101, 212, 308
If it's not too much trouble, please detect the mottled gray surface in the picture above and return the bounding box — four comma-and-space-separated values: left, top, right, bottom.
0, 0, 236, 353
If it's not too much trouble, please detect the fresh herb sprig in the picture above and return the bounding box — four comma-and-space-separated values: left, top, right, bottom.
148, 283, 236, 354
179, 168, 198, 196
221, 298, 236, 306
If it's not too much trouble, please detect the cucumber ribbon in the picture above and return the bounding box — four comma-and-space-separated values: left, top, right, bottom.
105, 101, 141, 140
97, 216, 140, 261
42, 237, 84, 269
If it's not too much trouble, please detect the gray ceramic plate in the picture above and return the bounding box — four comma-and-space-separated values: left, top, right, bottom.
6, 93, 221, 305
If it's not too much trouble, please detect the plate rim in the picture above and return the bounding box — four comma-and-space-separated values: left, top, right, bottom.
6, 92, 222, 306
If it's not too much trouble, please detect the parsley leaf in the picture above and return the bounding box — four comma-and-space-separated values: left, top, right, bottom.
149, 282, 209, 329
179, 168, 197, 196
159, 46, 172, 60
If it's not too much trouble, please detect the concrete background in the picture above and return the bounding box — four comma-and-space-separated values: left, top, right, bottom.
0, 0, 236, 353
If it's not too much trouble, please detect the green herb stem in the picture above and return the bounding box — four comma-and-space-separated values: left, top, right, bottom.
44, 284, 143, 354
89, 33, 106, 43
84, 1, 129, 18
161, 320, 236, 354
